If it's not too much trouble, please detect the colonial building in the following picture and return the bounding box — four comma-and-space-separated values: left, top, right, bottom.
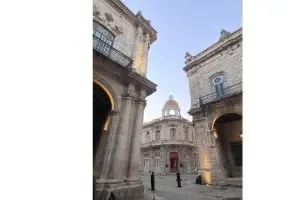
183, 28, 242, 185
140, 95, 198, 175
93, 0, 157, 199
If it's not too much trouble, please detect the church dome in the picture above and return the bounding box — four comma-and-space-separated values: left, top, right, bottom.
162, 95, 181, 117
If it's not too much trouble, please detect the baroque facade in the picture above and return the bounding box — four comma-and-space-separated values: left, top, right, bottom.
140, 96, 198, 175
93, 0, 158, 200
183, 28, 242, 185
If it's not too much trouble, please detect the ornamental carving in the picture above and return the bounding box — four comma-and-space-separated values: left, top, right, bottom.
104, 13, 114, 22
93, 6, 123, 36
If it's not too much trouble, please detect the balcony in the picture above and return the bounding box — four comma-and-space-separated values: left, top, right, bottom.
141, 140, 197, 148
190, 82, 242, 112
93, 35, 132, 68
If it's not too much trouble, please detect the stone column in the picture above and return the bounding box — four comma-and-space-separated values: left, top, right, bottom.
111, 93, 135, 181
207, 129, 227, 185
127, 93, 147, 183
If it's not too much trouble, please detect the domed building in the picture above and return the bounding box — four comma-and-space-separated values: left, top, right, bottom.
140, 95, 198, 174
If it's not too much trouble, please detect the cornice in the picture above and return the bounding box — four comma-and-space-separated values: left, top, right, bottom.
128, 70, 157, 97
104, 0, 157, 43
183, 28, 242, 72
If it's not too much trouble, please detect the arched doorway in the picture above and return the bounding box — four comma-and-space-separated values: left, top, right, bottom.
213, 113, 242, 178
93, 82, 112, 158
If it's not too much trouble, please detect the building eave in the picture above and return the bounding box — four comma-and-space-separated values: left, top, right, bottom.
107, 0, 157, 43
183, 28, 242, 72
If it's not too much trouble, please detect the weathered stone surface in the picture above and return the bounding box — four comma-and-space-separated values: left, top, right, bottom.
184, 29, 243, 185
93, 0, 158, 199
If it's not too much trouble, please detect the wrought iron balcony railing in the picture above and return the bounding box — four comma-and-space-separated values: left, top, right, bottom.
93, 35, 132, 68
191, 82, 242, 109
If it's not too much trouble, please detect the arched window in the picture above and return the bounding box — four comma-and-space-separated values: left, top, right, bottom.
146, 132, 150, 142
93, 22, 115, 55
155, 130, 160, 141
212, 75, 226, 98
170, 128, 176, 140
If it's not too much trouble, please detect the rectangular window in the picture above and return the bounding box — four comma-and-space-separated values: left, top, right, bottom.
155, 158, 160, 168
156, 131, 160, 141
185, 131, 188, 140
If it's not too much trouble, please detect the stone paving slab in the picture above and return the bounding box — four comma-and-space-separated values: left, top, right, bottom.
141, 175, 242, 200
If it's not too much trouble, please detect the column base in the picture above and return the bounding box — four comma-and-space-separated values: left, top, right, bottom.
210, 170, 227, 186
94, 182, 144, 200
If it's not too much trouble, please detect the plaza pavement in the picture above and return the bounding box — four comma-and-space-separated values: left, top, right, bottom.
141, 174, 242, 200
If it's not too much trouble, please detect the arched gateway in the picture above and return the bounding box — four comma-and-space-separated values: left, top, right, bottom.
213, 113, 242, 178
93, 81, 114, 158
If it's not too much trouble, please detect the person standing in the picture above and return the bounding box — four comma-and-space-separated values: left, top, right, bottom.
151, 172, 155, 191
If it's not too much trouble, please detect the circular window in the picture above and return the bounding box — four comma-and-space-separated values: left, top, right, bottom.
214, 76, 222, 83
169, 110, 175, 115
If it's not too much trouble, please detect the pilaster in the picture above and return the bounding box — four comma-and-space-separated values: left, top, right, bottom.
132, 27, 143, 73
127, 90, 147, 184
141, 33, 150, 76
111, 90, 135, 181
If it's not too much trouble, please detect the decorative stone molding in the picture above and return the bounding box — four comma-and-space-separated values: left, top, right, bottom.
209, 71, 225, 80
121, 93, 135, 101
104, 13, 114, 22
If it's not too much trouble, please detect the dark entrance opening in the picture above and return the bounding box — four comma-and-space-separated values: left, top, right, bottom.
214, 113, 242, 178
93, 82, 112, 159
170, 152, 179, 173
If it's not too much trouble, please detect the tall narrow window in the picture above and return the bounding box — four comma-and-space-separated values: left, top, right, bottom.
212, 75, 226, 98
155, 130, 160, 141
93, 22, 115, 55
185, 130, 188, 140
170, 128, 176, 140
155, 158, 160, 168
146, 132, 150, 142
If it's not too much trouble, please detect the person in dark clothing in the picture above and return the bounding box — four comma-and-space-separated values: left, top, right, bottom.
176, 170, 182, 187
151, 172, 155, 191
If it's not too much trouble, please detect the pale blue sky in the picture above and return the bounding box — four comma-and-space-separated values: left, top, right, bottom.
123, 0, 242, 122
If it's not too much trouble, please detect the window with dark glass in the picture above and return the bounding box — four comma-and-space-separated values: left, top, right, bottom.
93, 22, 115, 55
212, 75, 226, 98
155, 131, 160, 141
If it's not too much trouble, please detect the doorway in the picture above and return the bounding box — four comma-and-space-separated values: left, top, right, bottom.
214, 113, 242, 178
170, 152, 179, 173
93, 82, 112, 159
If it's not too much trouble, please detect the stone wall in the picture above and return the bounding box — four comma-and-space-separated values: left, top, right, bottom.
142, 118, 194, 143
93, 0, 136, 58
93, 0, 153, 76
184, 29, 243, 185
186, 33, 242, 106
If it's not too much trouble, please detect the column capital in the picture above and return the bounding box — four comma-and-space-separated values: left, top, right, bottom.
122, 93, 135, 101
136, 99, 147, 107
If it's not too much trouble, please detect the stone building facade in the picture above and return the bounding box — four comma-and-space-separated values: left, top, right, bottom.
93, 0, 158, 199
140, 96, 198, 175
183, 28, 242, 185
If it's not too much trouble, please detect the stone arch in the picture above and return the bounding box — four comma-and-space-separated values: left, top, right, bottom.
93, 79, 117, 132
211, 111, 242, 130
211, 112, 243, 178
93, 73, 120, 111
